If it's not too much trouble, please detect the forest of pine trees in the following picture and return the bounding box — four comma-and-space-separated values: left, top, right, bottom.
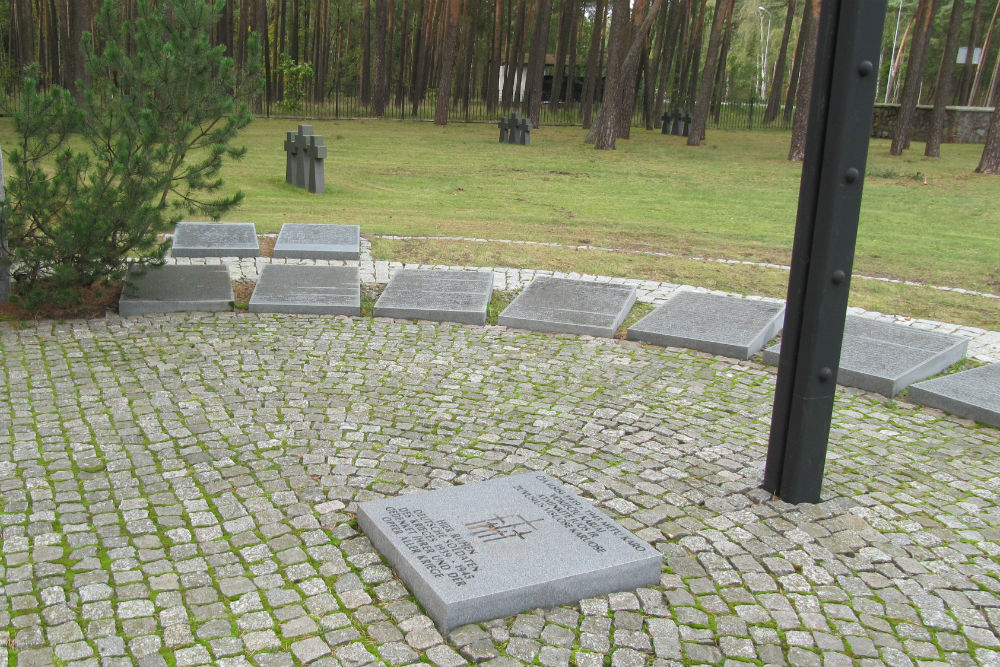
0, 1, 998, 132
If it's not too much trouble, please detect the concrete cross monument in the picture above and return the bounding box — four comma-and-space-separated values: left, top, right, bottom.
518, 116, 532, 145
283, 130, 300, 186
0, 145, 9, 303
306, 134, 326, 194
283, 124, 326, 194
507, 113, 522, 144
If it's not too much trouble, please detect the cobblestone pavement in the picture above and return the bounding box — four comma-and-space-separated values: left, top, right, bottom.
2, 304, 1000, 667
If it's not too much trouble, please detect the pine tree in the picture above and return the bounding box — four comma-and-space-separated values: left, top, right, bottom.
4, 0, 261, 307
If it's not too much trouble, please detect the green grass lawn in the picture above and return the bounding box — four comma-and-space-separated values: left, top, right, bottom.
1, 117, 997, 327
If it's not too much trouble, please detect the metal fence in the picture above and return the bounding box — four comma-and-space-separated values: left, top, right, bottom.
0, 84, 793, 131
259, 92, 794, 131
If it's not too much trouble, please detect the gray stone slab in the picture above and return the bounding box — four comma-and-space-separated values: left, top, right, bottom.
374, 269, 493, 326
908, 363, 1000, 428
762, 315, 968, 396
498, 278, 636, 338
626, 292, 785, 359
249, 265, 360, 316
119, 265, 234, 317
358, 473, 661, 634
272, 224, 361, 260
170, 222, 259, 258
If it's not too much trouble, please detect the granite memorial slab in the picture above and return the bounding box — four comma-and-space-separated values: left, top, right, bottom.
248, 265, 360, 316
762, 315, 969, 396
358, 473, 662, 633
627, 291, 785, 359
170, 222, 259, 258
272, 223, 361, 260
374, 269, 493, 325
118, 264, 234, 317
908, 363, 1000, 428
498, 277, 636, 338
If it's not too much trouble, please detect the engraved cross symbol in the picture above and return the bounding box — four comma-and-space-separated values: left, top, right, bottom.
465, 514, 544, 542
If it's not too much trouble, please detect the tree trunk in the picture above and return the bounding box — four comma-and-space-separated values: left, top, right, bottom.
513, 0, 534, 107
885, 17, 913, 104
12, 0, 35, 75
434, 0, 462, 124
487, 0, 505, 112
361, 0, 372, 106
969, 0, 1000, 105
644, 4, 668, 129
688, 0, 733, 145
788, 0, 820, 161
412, 0, 437, 114
891, 0, 940, 155
525, 0, 552, 125
784, 0, 811, 122
289, 0, 299, 63
551, 0, 576, 108
986, 7, 1000, 105
238, 0, 251, 72
589, 0, 631, 146
66, 0, 93, 100
590, 0, 664, 149
670, 0, 692, 103
565, 1, 581, 105
581, 0, 607, 128
926, 0, 965, 157
501, 0, 521, 110
711, 0, 735, 124
256, 0, 271, 112
373, 0, 389, 115
653, 0, 685, 127
764, 0, 796, 124
683, 0, 709, 109
458, 0, 476, 116
617, 0, 651, 139
958, 0, 983, 104
976, 102, 1000, 172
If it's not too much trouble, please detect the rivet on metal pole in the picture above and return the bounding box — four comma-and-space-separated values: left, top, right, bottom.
763, 0, 887, 504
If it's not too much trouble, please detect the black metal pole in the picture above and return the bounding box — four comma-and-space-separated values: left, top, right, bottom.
763, 0, 887, 504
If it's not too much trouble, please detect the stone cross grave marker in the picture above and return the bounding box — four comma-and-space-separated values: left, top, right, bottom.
498, 116, 509, 143
284, 124, 326, 194
358, 473, 661, 633
306, 134, 327, 194
0, 145, 9, 303
507, 113, 522, 144
284, 131, 300, 186
518, 116, 532, 145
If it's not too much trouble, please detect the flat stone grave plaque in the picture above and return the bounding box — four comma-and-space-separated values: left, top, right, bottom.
498, 277, 636, 338
170, 222, 259, 258
273, 223, 360, 260
119, 265, 234, 317
374, 269, 493, 325
908, 363, 1000, 428
762, 315, 968, 396
627, 291, 785, 359
249, 265, 360, 316
358, 473, 661, 634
